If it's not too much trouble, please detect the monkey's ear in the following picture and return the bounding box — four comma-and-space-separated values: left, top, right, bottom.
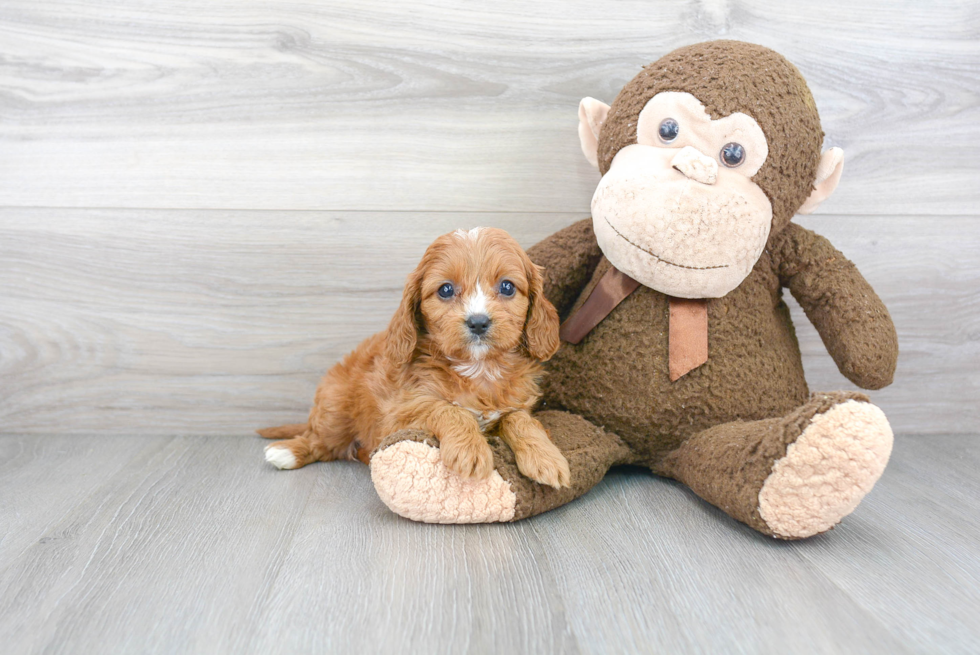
578, 97, 611, 169
798, 147, 844, 215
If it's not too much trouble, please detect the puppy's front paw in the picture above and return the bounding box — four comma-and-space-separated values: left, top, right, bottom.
515, 440, 571, 489
440, 435, 494, 480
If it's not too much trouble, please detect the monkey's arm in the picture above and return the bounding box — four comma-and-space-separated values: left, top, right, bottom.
771, 222, 898, 390
526, 217, 604, 319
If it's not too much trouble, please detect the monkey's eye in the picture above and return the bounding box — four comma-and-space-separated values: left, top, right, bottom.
720, 142, 745, 168
658, 118, 680, 143
499, 280, 516, 297
437, 282, 455, 299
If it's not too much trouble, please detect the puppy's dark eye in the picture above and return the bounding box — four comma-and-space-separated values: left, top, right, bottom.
659, 118, 679, 143
499, 280, 515, 297
437, 282, 455, 299
720, 142, 745, 168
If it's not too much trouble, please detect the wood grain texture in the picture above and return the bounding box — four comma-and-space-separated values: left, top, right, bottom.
0, 435, 317, 653
793, 436, 980, 654
1, 208, 975, 436
1, 0, 977, 437
0, 433, 977, 654
528, 472, 913, 654
247, 465, 579, 654
2, 210, 976, 436
0, 435, 166, 563
1, 2, 976, 652
0, 210, 573, 436
0, 0, 977, 213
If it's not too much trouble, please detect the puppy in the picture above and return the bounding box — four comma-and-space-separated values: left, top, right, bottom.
258, 227, 571, 488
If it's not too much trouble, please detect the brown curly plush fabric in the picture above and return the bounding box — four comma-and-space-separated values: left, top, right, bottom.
537, 220, 899, 439
770, 226, 898, 389
505, 410, 632, 520
598, 40, 823, 236
511, 213, 898, 535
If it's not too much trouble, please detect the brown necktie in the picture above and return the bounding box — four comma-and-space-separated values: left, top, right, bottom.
667, 297, 708, 381
559, 266, 709, 381
559, 266, 640, 344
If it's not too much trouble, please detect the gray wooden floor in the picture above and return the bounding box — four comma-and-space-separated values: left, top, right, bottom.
0, 433, 977, 654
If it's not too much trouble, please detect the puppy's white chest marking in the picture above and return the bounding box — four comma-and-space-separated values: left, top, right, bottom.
452, 357, 498, 381
453, 402, 512, 432
472, 409, 502, 431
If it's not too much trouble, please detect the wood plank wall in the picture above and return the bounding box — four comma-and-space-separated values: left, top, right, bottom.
1, 0, 977, 436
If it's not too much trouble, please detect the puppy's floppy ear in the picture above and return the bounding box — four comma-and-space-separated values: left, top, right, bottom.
522, 259, 560, 361
385, 262, 425, 367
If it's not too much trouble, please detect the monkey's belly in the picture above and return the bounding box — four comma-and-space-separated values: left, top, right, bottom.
541, 283, 809, 464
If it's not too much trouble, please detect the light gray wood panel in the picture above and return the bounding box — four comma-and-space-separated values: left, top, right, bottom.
0, 209, 577, 436
1, 209, 975, 436
0, 435, 317, 654
247, 464, 579, 654
0, 435, 166, 564
0, 0, 977, 213
1, 434, 978, 654
527, 471, 912, 654
790, 436, 980, 654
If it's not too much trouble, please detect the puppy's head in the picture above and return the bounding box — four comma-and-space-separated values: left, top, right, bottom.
385, 227, 560, 367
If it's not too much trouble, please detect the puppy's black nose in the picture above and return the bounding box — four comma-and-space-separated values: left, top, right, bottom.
466, 314, 491, 336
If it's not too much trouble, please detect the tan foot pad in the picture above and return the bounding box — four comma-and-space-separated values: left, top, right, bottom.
759, 400, 894, 539
370, 440, 517, 524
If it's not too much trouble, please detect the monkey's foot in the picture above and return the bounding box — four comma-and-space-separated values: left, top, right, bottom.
370, 431, 516, 524
758, 400, 893, 539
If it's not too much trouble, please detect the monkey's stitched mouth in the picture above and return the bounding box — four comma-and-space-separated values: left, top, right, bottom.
602, 216, 730, 271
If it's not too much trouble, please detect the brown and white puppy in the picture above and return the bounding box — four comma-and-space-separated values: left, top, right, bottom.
258, 227, 570, 488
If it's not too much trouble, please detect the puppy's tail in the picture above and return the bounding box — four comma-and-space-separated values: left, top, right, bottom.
256, 422, 309, 439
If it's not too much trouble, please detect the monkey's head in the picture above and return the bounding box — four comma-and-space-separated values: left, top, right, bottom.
579, 40, 844, 299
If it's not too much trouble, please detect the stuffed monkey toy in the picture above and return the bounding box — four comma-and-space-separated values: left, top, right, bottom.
369, 40, 898, 539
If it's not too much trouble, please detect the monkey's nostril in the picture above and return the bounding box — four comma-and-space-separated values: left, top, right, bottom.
466, 314, 491, 336
671, 146, 718, 185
